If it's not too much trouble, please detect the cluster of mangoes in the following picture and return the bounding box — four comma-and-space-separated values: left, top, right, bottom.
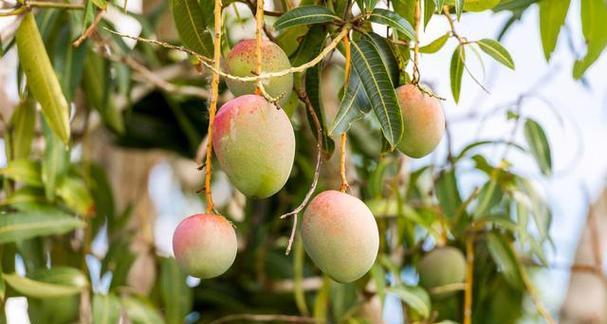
172, 39, 449, 284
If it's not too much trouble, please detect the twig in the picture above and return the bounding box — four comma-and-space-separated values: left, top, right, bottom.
443, 6, 465, 44
463, 236, 474, 324
339, 133, 350, 192
28, 1, 84, 9
73, 9, 105, 47
280, 89, 323, 255
104, 26, 351, 83
412, 0, 421, 83
520, 261, 556, 324
209, 314, 319, 324
204, 0, 224, 213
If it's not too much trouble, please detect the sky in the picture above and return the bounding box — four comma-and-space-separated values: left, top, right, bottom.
2, 1, 607, 323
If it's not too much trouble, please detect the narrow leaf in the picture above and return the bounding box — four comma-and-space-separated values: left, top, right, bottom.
387, 285, 431, 319
477, 39, 515, 69
93, 294, 121, 324
329, 72, 370, 135
0, 160, 42, 187
274, 6, 340, 30
369, 8, 416, 40
0, 205, 84, 244
170, 0, 213, 56
8, 98, 36, 160
122, 296, 164, 324
351, 33, 403, 147
573, 0, 607, 79
539, 0, 569, 60
450, 45, 465, 103
455, 0, 464, 20
3, 273, 83, 298
486, 232, 524, 288
523, 119, 552, 176
160, 258, 192, 324
16, 13, 70, 144
419, 33, 449, 53
424, 0, 436, 28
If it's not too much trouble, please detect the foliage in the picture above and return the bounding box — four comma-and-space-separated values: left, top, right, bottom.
0, 0, 605, 323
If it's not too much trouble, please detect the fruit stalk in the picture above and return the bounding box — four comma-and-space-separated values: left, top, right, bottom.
339, 35, 351, 192
255, 0, 264, 95
204, 0, 224, 213
412, 0, 421, 83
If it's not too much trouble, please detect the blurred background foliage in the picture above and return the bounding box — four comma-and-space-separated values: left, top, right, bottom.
0, 0, 606, 323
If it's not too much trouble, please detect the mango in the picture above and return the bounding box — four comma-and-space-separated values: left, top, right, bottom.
225, 39, 293, 106
172, 214, 237, 279
417, 246, 466, 296
212, 94, 295, 198
396, 84, 445, 158
302, 190, 379, 283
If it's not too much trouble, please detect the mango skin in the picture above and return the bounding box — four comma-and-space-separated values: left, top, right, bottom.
396, 84, 445, 158
213, 95, 295, 198
172, 214, 237, 279
302, 190, 379, 283
417, 247, 466, 296
225, 39, 293, 106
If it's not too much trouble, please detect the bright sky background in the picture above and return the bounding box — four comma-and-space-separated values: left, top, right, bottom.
2, 1, 607, 323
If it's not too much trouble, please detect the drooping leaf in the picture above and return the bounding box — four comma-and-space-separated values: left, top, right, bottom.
473, 178, 502, 218
486, 232, 524, 288
476, 39, 515, 69
7, 98, 36, 160
3, 272, 84, 298
93, 294, 122, 324
366, 32, 400, 86
169, 0, 213, 56
435, 168, 463, 218
538, 0, 570, 60
57, 176, 96, 217
523, 119, 552, 176
387, 285, 431, 319
420, 33, 449, 54
52, 26, 88, 101
41, 120, 69, 201
450, 44, 465, 103
350, 33, 403, 147
122, 296, 164, 324
0, 160, 42, 187
573, 0, 607, 78
29, 267, 88, 289
369, 8, 416, 40
424, 0, 436, 28
329, 72, 370, 135
455, 0, 464, 20
274, 6, 340, 31
0, 205, 84, 244
160, 258, 192, 324
16, 13, 70, 143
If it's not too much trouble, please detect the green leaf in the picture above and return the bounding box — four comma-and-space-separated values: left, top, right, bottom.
486, 232, 524, 288
351, 33, 403, 147
476, 39, 515, 69
473, 178, 502, 218
329, 72, 370, 135
387, 285, 431, 319
573, 0, 607, 79
16, 13, 70, 144
53, 26, 88, 101
370, 264, 386, 305
424, 0, 436, 28
41, 120, 69, 201
29, 267, 88, 289
122, 296, 164, 324
93, 294, 121, 324
57, 176, 95, 217
420, 33, 449, 54
91, 0, 107, 9
274, 6, 340, 31
7, 98, 36, 160
455, 0, 464, 20
160, 258, 192, 324
450, 44, 465, 103
1, 187, 45, 207
0, 160, 42, 187
369, 8, 416, 40
170, 0, 213, 57
435, 168, 464, 218
523, 119, 552, 176
3, 272, 84, 298
539, 0, 569, 61
0, 205, 84, 244
366, 32, 400, 86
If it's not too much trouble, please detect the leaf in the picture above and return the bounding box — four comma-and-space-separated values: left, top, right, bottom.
370, 264, 386, 305
160, 258, 192, 324
16, 12, 70, 144
573, 0, 607, 79
274, 6, 340, 31
170, 0, 213, 56
523, 119, 552, 176
0, 160, 42, 187
91, 0, 107, 9
473, 178, 502, 218
476, 39, 515, 69
1, 187, 45, 207
450, 45, 465, 103
366, 32, 400, 86
93, 294, 122, 324
329, 72, 370, 135
53, 26, 88, 101
29, 267, 88, 289
539, 0, 569, 60
424, 0, 436, 28
41, 120, 69, 201
122, 296, 164, 324
57, 176, 96, 217
435, 168, 463, 218
387, 285, 431, 319
8, 98, 36, 160
3, 272, 83, 298
420, 33, 449, 53
0, 205, 84, 244
350, 33, 403, 147
369, 8, 416, 40
455, 0, 464, 20
486, 232, 524, 288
